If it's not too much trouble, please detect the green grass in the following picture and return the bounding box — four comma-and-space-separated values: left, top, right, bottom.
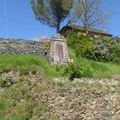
68, 48, 120, 78
0, 54, 64, 77
78, 57, 120, 78
0, 54, 120, 78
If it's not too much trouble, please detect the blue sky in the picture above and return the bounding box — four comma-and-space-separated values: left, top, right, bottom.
0, 0, 120, 40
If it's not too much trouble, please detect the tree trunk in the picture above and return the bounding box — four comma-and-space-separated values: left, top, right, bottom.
56, 22, 60, 33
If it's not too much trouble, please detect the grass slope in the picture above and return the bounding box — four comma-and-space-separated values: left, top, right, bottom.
77, 57, 120, 78
0, 54, 120, 78
0, 55, 64, 77
69, 48, 120, 78
0, 54, 120, 119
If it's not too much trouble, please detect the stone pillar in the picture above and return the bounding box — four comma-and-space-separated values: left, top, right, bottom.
49, 34, 70, 65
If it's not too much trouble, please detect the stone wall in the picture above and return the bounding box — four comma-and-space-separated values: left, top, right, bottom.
0, 38, 50, 58
0, 35, 70, 65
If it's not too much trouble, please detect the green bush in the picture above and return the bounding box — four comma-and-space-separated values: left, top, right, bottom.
110, 43, 120, 63
67, 32, 120, 63
88, 37, 120, 63
66, 63, 84, 81
31, 70, 37, 75
67, 32, 93, 57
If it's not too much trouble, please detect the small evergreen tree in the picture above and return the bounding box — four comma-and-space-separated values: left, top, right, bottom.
31, 0, 73, 33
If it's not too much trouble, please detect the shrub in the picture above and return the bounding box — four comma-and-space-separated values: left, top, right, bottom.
88, 39, 111, 61
88, 37, 120, 63
67, 32, 120, 63
31, 70, 37, 75
67, 32, 93, 57
66, 63, 84, 81
110, 43, 120, 63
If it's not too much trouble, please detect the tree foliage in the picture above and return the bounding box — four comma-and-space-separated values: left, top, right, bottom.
31, 0, 73, 32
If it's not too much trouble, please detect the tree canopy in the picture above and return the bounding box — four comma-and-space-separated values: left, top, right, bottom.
31, 0, 73, 33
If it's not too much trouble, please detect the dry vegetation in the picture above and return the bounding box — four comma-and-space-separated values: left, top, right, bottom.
0, 71, 120, 120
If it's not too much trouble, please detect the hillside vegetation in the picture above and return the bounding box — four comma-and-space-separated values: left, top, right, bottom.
0, 55, 62, 77
0, 34, 120, 120
0, 70, 120, 120
0, 54, 120, 78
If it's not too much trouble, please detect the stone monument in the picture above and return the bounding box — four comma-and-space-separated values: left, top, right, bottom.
50, 34, 70, 65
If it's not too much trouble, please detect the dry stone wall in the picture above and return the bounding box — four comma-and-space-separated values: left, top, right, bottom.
0, 34, 70, 65
0, 38, 50, 58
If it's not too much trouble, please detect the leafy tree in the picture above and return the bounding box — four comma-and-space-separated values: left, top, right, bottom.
31, 0, 73, 33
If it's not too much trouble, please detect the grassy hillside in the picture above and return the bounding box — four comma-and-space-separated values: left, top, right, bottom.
0, 54, 120, 78
0, 55, 64, 77
0, 54, 120, 119
69, 48, 120, 78
0, 34, 120, 120
77, 57, 120, 78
